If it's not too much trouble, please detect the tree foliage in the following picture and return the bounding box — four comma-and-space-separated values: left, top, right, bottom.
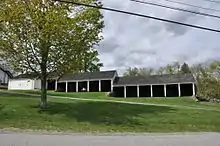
79, 49, 103, 72
164, 62, 181, 74
123, 67, 139, 76
192, 61, 220, 99
180, 62, 191, 74
0, 60, 12, 73
0, 0, 104, 107
124, 62, 182, 76
138, 68, 154, 76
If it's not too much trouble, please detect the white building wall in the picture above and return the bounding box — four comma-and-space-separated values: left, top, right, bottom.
34, 80, 41, 90
8, 79, 35, 90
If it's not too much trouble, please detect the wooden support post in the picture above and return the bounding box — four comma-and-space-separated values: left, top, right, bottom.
87, 81, 90, 92
66, 82, 68, 93
76, 81, 78, 92
137, 85, 140, 98
178, 83, 181, 97
99, 80, 101, 92
193, 83, 196, 96
111, 80, 113, 92
150, 85, 153, 97
55, 80, 58, 91
124, 86, 127, 98
164, 84, 167, 97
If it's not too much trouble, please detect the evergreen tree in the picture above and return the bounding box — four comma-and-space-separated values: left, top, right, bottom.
180, 62, 191, 74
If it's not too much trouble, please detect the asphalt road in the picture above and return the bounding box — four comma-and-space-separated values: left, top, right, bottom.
0, 132, 220, 146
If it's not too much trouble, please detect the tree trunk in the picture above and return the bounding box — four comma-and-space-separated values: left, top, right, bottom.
40, 70, 47, 108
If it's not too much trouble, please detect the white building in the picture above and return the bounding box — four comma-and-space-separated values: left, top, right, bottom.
0, 66, 12, 84
8, 73, 57, 91
8, 79, 41, 90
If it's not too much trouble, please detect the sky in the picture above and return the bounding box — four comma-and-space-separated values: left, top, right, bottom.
97, 0, 220, 74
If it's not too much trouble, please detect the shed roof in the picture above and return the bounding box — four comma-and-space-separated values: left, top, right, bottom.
58, 70, 117, 82
13, 72, 59, 80
114, 73, 195, 86
13, 73, 39, 79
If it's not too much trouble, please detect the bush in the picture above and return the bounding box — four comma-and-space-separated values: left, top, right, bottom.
197, 77, 220, 99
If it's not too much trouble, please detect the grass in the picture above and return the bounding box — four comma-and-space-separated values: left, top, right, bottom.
0, 92, 220, 133
8, 90, 220, 110
9, 90, 106, 99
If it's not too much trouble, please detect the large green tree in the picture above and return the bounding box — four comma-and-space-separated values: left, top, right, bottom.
208, 60, 220, 79
190, 62, 220, 99
79, 49, 103, 72
0, 0, 104, 107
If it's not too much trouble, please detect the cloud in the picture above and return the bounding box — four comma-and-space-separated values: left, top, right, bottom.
165, 8, 200, 36
99, 38, 119, 53
98, 0, 220, 74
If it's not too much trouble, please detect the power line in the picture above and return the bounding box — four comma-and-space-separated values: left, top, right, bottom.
55, 0, 220, 33
202, 0, 220, 4
164, 0, 220, 12
131, 0, 220, 19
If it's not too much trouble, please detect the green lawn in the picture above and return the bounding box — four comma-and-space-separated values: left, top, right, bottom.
9, 90, 106, 99
8, 90, 220, 110
0, 93, 220, 133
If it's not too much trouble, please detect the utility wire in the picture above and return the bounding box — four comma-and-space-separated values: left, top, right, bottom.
55, 0, 220, 33
131, 0, 220, 19
202, 0, 220, 4
164, 0, 220, 12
